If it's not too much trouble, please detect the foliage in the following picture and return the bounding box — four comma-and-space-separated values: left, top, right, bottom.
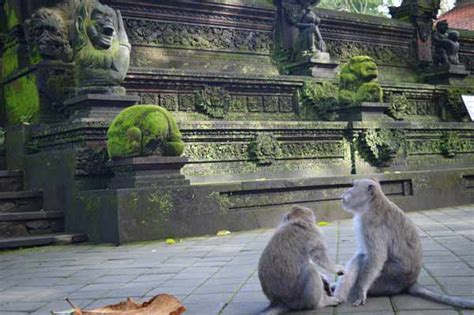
196, 86, 231, 118
358, 129, 405, 167
439, 132, 465, 158
248, 133, 282, 165
338, 56, 383, 105
3, 74, 40, 125
300, 81, 339, 121
444, 87, 473, 122
388, 93, 410, 120
317, 0, 398, 17
107, 105, 184, 159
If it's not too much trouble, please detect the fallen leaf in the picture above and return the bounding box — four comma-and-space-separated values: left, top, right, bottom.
317, 221, 329, 226
60, 294, 186, 315
166, 239, 176, 245
216, 230, 231, 236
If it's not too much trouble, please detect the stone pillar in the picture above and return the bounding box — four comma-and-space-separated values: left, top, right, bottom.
390, 0, 440, 68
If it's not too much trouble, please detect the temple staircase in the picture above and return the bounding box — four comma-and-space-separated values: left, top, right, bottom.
0, 169, 87, 250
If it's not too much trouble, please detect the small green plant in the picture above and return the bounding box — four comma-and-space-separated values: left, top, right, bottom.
439, 132, 464, 158
358, 129, 405, 167
445, 88, 473, 122
300, 81, 339, 121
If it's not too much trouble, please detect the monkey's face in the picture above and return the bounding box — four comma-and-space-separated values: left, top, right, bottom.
341, 179, 376, 213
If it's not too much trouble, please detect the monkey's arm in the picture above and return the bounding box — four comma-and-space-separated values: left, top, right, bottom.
351, 245, 388, 306
310, 245, 344, 275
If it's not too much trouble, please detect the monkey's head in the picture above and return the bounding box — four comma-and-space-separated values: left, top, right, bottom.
341, 179, 381, 213
283, 206, 316, 224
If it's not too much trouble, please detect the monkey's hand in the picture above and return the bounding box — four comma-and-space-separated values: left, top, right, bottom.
335, 265, 345, 276
351, 292, 367, 307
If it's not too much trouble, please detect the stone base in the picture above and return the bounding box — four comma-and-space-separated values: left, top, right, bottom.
107, 156, 190, 189
334, 102, 393, 121
71, 167, 474, 244
423, 64, 470, 85
64, 94, 140, 121
288, 53, 339, 79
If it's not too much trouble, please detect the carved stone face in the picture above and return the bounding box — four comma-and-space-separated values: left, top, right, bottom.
25, 8, 71, 61
436, 21, 448, 34
87, 3, 116, 49
350, 56, 378, 81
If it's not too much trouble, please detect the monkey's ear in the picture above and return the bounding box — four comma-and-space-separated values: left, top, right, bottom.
368, 184, 375, 195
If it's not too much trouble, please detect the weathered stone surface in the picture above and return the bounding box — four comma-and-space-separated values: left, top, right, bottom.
0, 222, 28, 237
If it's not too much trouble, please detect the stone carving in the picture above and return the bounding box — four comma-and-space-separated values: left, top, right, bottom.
107, 105, 184, 159
196, 86, 231, 118
388, 94, 410, 120
76, 147, 109, 176
325, 40, 411, 66
338, 56, 383, 105
24, 8, 73, 62
300, 81, 338, 121
358, 129, 405, 167
248, 133, 282, 165
71, 0, 131, 94
295, 3, 326, 56
432, 20, 460, 66
125, 19, 271, 54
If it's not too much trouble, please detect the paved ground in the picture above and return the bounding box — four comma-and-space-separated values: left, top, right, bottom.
0, 205, 473, 315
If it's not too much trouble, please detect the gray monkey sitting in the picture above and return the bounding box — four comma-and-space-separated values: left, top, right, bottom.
334, 179, 474, 309
258, 205, 344, 314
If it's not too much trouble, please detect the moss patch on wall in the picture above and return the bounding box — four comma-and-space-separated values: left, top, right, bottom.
2, 46, 19, 78
3, 0, 20, 31
3, 74, 40, 125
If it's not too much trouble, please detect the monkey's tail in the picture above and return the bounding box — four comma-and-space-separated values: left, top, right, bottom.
408, 283, 474, 309
259, 303, 290, 315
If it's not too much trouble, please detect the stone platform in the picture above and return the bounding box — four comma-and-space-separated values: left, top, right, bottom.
0, 204, 472, 315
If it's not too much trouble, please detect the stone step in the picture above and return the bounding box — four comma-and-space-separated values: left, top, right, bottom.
0, 191, 43, 213
0, 211, 64, 238
0, 233, 88, 250
0, 170, 23, 192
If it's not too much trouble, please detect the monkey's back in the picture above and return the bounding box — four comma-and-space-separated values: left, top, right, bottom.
258, 222, 316, 301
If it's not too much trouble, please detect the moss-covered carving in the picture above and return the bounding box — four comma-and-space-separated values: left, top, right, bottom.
72, 0, 131, 94
196, 86, 231, 118
300, 80, 338, 121
248, 133, 282, 165
439, 132, 465, 158
388, 93, 410, 120
444, 87, 473, 122
107, 105, 184, 159
338, 56, 383, 105
358, 129, 405, 167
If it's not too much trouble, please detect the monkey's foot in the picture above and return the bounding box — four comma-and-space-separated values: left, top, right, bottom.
352, 297, 366, 307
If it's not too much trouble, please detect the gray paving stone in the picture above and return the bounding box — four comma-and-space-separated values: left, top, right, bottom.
391, 294, 455, 311
0, 205, 473, 315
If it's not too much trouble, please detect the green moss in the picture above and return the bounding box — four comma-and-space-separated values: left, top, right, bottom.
444, 87, 474, 122
148, 191, 174, 222
3, 0, 20, 30
2, 46, 19, 78
338, 56, 383, 105
299, 80, 339, 121
107, 105, 185, 159
4, 74, 40, 125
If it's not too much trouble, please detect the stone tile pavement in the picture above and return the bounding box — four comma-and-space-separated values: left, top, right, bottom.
0, 205, 473, 315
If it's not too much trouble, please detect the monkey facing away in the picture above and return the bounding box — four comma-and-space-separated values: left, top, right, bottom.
258, 206, 344, 314
334, 179, 474, 309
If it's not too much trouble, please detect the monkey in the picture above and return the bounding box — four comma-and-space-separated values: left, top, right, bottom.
258, 205, 345, 314
333, 178, 474, 309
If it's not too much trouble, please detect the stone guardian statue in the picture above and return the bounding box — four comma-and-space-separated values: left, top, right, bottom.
432, 20, 460, 67
71, 0, 131, 95
295, 3, 326, 56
